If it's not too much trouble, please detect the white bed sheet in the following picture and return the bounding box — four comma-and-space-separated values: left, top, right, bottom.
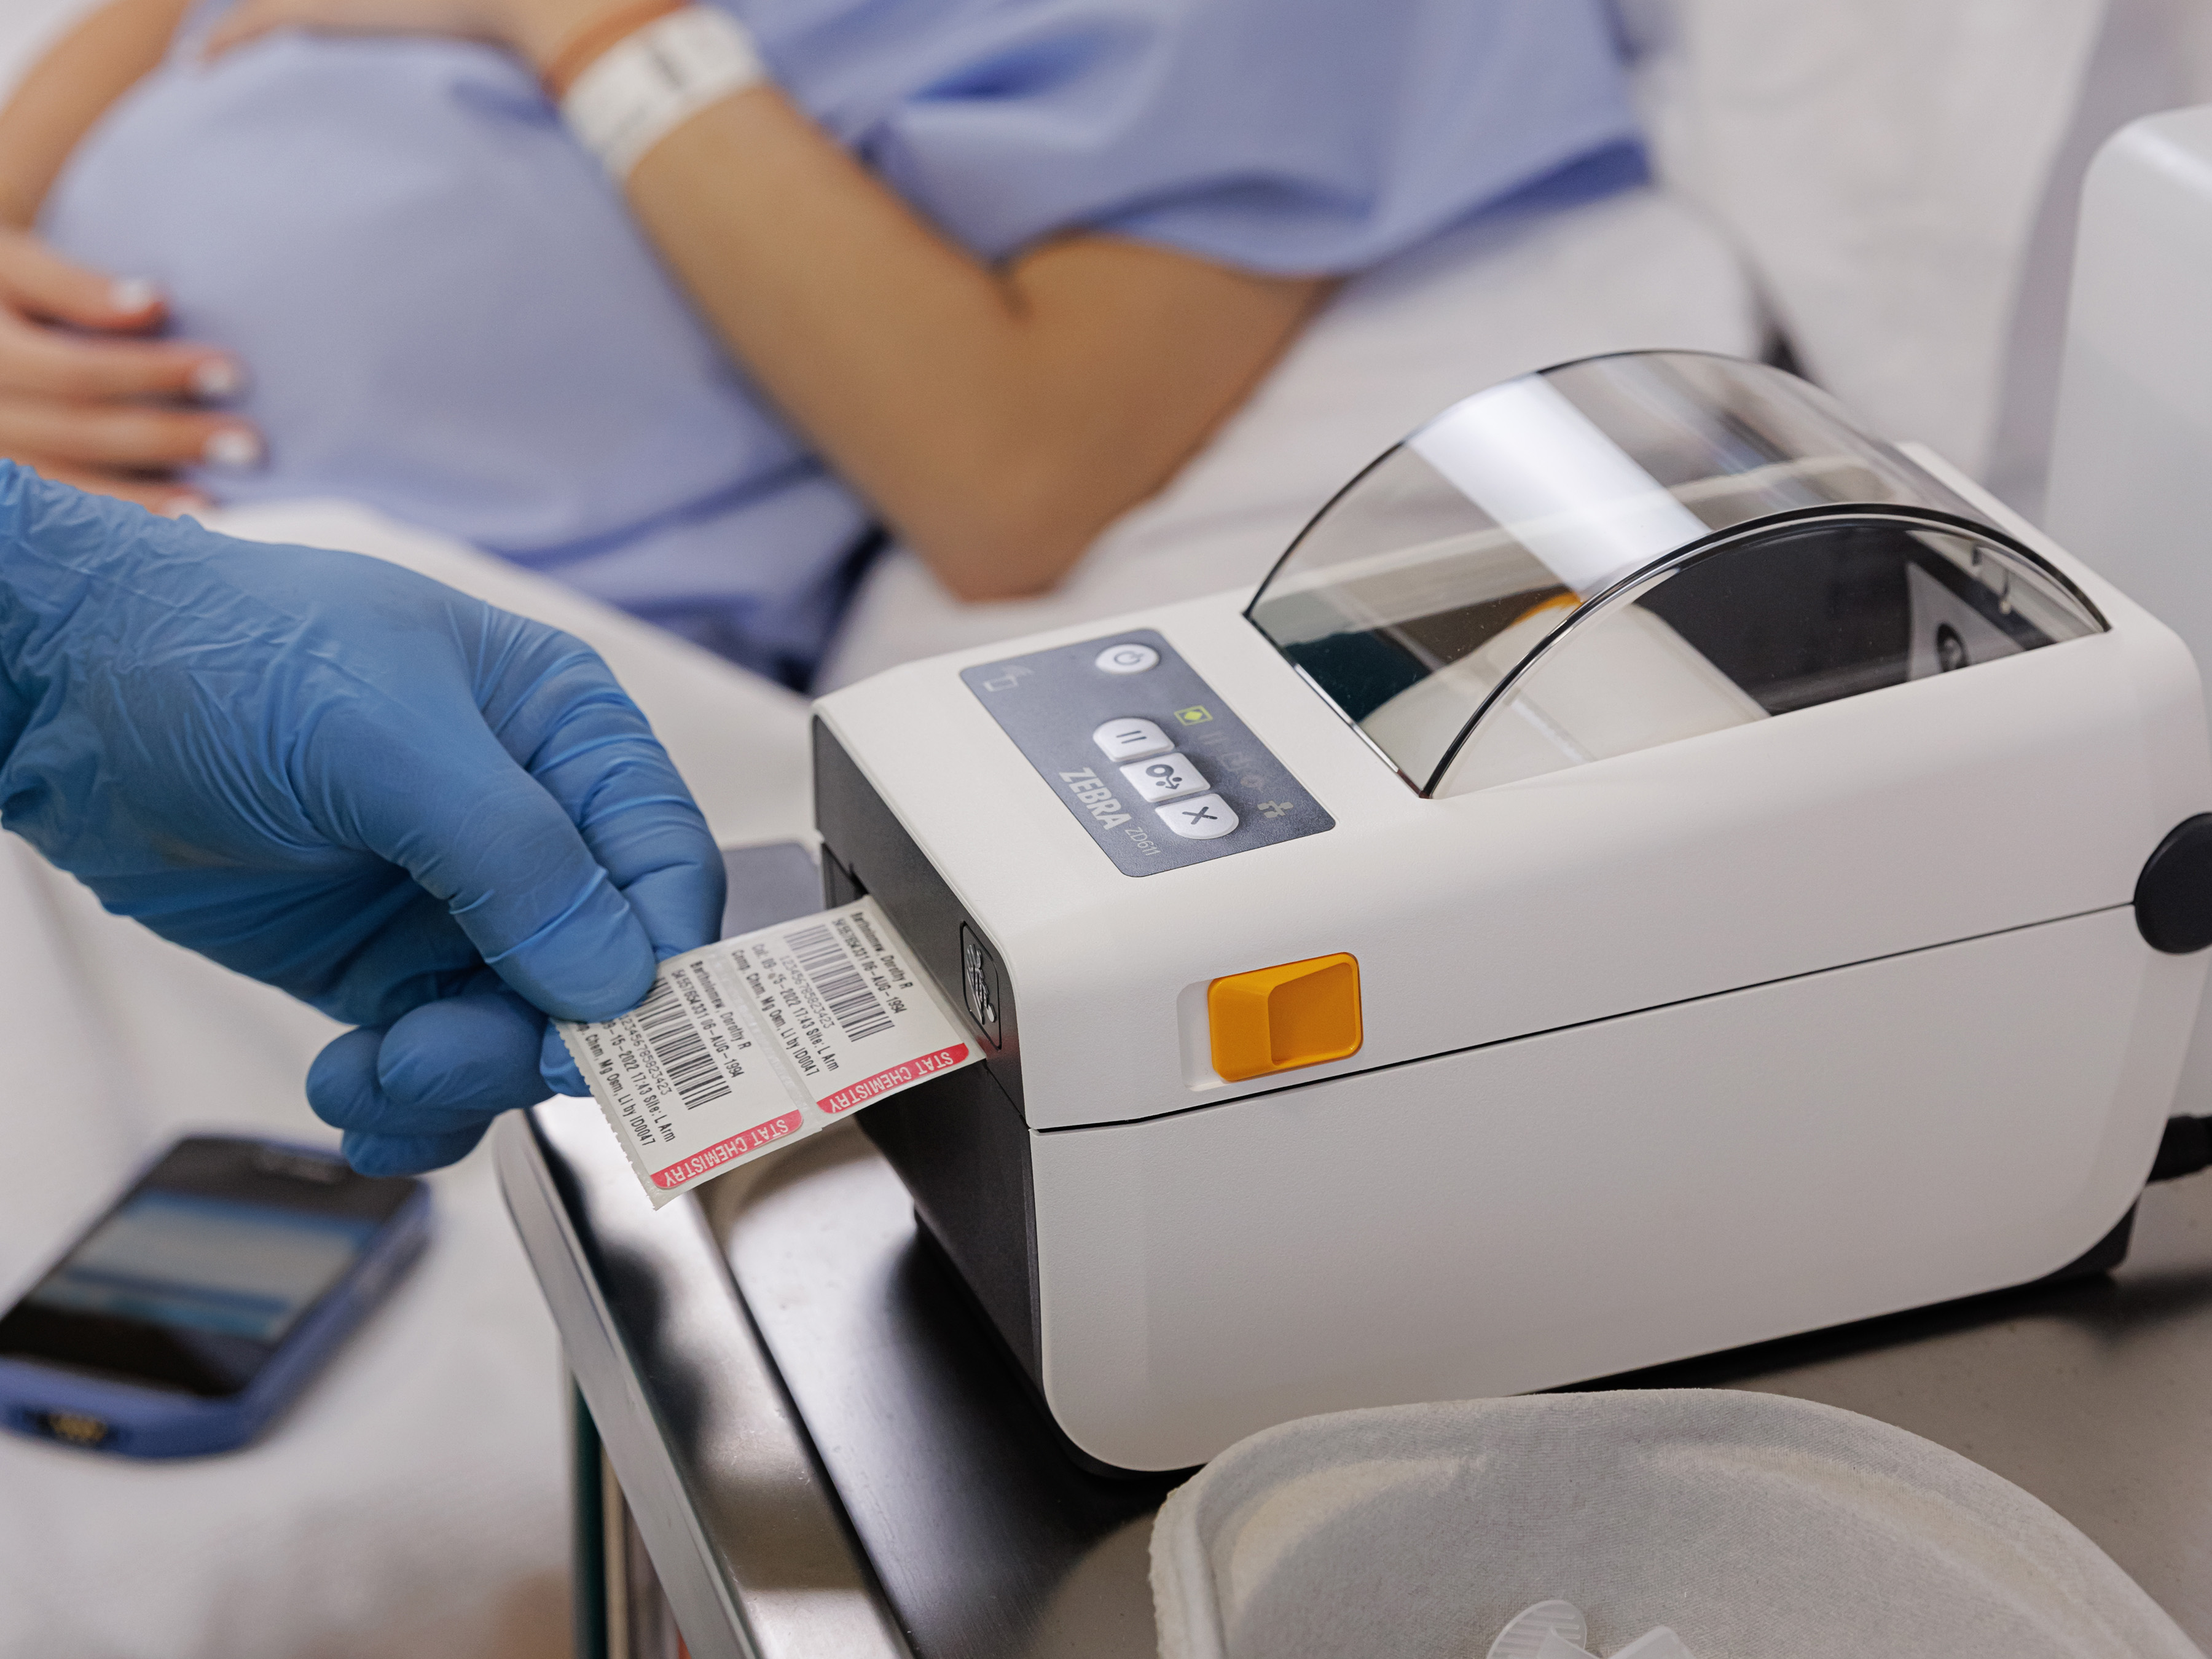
0, 506, 811, 1659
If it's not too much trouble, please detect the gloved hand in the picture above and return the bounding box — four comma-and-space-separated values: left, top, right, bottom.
0, 463, 724, 1173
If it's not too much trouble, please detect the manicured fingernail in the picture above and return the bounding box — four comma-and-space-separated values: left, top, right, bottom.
109, 277, 160, 313
190, 358, 243, 400
202, 427, 262, 468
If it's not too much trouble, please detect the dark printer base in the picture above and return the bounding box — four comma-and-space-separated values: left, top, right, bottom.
817, 716, 1045, 1387
860, 1068, 1043, 1390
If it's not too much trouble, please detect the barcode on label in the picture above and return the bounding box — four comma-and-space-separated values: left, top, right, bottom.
788, 923, 894, 1041
635, 976, 732, 1110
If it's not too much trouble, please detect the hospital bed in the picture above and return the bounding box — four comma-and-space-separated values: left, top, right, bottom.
1, 1, 2207, 1655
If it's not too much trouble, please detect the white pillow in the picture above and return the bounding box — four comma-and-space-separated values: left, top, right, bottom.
1623, 0, 2108, 473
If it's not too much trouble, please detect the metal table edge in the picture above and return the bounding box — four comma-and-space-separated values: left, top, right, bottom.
493, 1108, 911, 1659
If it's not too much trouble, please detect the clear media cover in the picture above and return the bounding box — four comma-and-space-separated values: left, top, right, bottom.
1245, 351, 2103, 797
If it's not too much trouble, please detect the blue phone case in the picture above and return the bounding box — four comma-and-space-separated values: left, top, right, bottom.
0, 1142, 432, 1459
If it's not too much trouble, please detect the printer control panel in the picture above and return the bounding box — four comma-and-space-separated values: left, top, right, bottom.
961, 630, 1333, 877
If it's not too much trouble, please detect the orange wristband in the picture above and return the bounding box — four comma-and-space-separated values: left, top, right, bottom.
541, 0, 689, 99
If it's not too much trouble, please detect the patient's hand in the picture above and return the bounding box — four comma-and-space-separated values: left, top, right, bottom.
0, 227, 260, 515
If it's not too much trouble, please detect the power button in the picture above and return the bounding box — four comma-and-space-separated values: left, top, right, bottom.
1094, 642, 1159, 675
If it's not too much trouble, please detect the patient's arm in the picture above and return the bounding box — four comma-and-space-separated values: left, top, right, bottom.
209, 0, 1331, 601
0, 0, 191, 229
629, 118, 1328, 601
0, 0, 255, 512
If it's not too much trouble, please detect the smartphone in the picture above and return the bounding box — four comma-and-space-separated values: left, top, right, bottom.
0, 1134, 429, 1457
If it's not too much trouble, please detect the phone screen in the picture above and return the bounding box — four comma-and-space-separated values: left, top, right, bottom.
0, 1139, 419, 1398
26, 1191, 376, 1343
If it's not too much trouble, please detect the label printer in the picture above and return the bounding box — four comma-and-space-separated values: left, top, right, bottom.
812, 351, 2212, 1472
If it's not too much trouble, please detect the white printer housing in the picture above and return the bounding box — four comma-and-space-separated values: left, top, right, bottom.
815, 353, 2212, 1472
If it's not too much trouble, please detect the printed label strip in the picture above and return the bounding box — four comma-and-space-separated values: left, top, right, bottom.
557, 895, 977, 1207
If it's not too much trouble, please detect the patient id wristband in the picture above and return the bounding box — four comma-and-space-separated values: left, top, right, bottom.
556, 5, 769, 182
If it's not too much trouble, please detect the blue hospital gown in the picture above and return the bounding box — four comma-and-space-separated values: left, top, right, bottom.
43, 0, 1641, 683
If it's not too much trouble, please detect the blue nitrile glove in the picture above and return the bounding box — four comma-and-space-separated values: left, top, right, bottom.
0, 465, 723, 1174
